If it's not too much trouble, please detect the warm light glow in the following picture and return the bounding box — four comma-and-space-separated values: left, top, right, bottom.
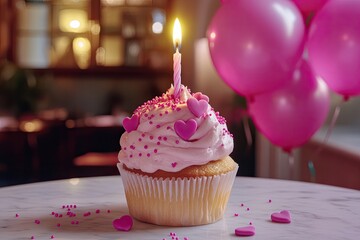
173, 18, 182, 49
19, 119, 43, 133
59, 9, 88, 33
69, 178, 80, 186
73, 37, 91, 69
152, 22, 163, 34
210, 32, 216, 40
69, 20, 81, 29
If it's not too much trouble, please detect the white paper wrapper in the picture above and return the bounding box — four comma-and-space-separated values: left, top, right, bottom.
117, 163, 238, 226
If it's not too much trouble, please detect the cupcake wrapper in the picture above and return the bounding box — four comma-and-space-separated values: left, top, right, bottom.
118, 163, 238, 226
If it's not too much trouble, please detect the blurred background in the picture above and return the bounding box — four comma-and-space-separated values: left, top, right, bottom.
0, 0, 359, 189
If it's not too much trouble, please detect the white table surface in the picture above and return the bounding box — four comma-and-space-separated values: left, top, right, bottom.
1, 176, 359, 240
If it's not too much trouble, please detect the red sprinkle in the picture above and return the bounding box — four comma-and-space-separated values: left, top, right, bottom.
96, 209, 100, 214
234, 213, 239, 217
56, 223, 61, 227
15, 214, 19, 217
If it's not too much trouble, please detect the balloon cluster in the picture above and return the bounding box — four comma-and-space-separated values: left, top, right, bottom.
207, 0, 360, 152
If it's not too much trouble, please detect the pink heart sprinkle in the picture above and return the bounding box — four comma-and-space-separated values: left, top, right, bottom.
123, 115, 139, 133
271, 210, 291, 223
193, 92, 209, 102
171, 162, 177, 168
174, 119, 197, 141
187, 98, 208, 118
235, 226, 255, 236
113, 215, 133, 232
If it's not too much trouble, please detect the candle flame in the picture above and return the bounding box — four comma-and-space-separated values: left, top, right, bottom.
173, 18, 182, 49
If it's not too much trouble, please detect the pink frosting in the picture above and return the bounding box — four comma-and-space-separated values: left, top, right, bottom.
118, 85, 234, 173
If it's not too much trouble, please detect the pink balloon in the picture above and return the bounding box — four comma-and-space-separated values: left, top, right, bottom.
208, 0, 305, 97
292, 0, 328, 13
248, 60, 330, 151
307, 0, 360, 99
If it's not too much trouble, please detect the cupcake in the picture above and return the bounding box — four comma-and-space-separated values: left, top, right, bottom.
118, 85, 238, 226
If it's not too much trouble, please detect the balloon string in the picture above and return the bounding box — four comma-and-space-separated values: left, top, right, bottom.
243, 115, 253, 147
308, 99, 344, 182
288, 151, 295, 180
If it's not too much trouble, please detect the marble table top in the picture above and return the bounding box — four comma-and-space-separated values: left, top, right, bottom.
1, 176, 359, 240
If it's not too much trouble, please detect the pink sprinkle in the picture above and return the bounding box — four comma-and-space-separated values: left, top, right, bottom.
150, 136, 154, 140
163, 137, 167, 141
249, 222, 253, 225
55, 213, 58, 217
176, 107, 181, 111
154, 149, 158, 153
157, 142, 160, 145
74, 205, 77, 208
139, 153, 142, 157
268, 199, 272, 203
241, 203, 244, 207
62, 205, 65, 209
34, 220, 40, 224
138, 138, 142, 142
71, 221, 75, 224
156, 125, 161, 128
142, 133, 145, 137
70, 205, 73, 208
57, 223, 61, 227
234, 213, 239, 217
96, 209, 100, 214
147, 153, 151, 157
130, 154, 133, 158
15, 214, 19, 217
184, 238, 189, 240
247, 208, 250, 211
158, 136, 162, 140
50, 235, 54, 239
76, 221, 79, 224
31, 236, 35, 239
51, 212, 55, 215
171, 162, 177, 168
149, 121, 153, 125
176, 140, 179, 144
144, 145, 148, 149
59, 214, 63, 218
107, 210, 111, 213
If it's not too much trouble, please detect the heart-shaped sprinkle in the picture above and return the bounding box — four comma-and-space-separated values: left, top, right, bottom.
187, 98, 209, 118
123, 115, 139, 133
113, 215, 133, 231
235, 226, 255, 236
174, 119, 197, 141
271, 210, 291, 223
171, 162, 177, 168
193, 92, 209, 102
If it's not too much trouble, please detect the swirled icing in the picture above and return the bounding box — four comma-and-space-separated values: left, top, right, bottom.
118, 85, 233, 173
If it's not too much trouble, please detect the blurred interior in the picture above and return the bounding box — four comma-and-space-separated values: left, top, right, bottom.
0, 0, 359, 189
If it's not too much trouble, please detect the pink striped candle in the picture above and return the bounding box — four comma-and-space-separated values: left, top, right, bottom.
173, 18, 182, 99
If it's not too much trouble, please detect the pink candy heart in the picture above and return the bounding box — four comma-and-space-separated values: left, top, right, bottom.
235, 226, 255, 236
271, 210, 291, 223
193, 92, 209, 102
187, 97, 209, 118
113, 215, 133, 231
174, 119, 197, 141
123, 115, 139, 133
